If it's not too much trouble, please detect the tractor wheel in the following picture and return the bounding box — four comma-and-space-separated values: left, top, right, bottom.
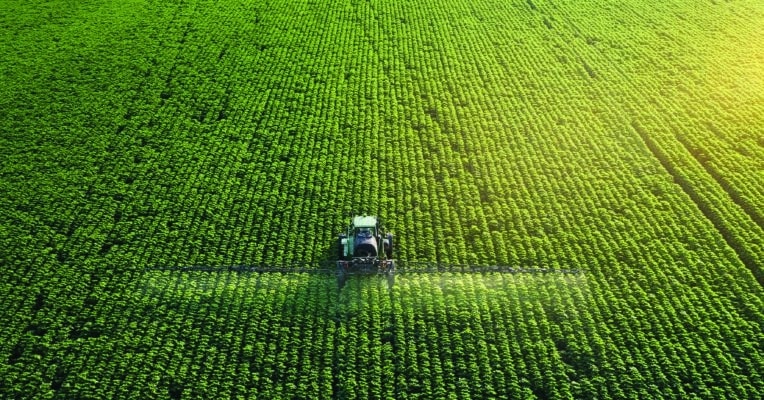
386, 270, 395, 288
384, 233, 394, 259
337, 235, 346, 260
337, 270, 347, 289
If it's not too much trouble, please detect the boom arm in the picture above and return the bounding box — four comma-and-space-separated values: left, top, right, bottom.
146, 260, 583, 275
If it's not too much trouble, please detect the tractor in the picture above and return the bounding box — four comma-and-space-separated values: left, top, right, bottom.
336, 215, 394, 288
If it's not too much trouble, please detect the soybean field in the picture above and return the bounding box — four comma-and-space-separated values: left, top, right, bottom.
1, 0, 763, 398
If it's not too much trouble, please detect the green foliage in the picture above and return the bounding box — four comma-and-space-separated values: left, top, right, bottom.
1, 0, 763, 398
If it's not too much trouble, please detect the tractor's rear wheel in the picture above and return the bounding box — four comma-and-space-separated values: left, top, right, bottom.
337, 234, 346, 260
384, 233, 394, 259
337, 270, 347, 289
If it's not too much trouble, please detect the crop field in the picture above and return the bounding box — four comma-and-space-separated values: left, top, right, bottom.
1, 0, 763, 398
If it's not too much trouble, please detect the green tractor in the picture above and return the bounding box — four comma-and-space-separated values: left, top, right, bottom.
337, 215, 394, 288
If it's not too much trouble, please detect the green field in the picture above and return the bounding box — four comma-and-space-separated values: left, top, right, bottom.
1, 0, 763, 398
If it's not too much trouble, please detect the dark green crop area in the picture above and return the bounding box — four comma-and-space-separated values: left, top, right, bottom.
1, 0, 763, 398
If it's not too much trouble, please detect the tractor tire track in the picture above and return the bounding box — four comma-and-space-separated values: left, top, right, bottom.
675, 130, 764, 231
632, 120, 764, 286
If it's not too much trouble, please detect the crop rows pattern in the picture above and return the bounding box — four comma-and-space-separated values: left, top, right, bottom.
1, 0, 763, 398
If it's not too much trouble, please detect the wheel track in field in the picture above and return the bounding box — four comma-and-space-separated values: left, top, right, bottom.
674, 131, 764, 231
541, 0, 764, 287
631, 120, 764, 286
43, 0, 207, 270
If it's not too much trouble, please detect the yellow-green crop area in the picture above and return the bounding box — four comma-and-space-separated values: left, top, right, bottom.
1, 0, 763, 398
